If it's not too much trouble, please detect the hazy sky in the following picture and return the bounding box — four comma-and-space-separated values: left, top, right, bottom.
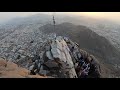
0, 12, 120, 24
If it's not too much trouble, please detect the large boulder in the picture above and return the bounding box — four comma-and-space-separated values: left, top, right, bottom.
43, 36, 77, 78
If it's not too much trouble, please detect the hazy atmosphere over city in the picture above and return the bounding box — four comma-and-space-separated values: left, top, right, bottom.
1, 12, 120, 24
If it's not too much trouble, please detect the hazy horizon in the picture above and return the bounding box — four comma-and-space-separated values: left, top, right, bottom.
1, 12, 120, 24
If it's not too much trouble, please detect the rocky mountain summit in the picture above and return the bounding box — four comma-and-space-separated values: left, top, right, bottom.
13, 35, 101, 78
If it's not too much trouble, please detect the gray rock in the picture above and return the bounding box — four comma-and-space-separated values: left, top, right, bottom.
46, 51, 54, 60
35, 60, 39, 64
51, 48, 61, 59
38, 63, 41, 69
44, 60, 59, 68
45, 46, 51, 51
44, 36, 77, 78
77, 53, 81, 59
63, 37, 70, 43
39, 70, 48, 75
29, 65, 34, 70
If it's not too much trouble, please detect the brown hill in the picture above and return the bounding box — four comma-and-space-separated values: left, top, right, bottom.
0, 58, 46, 78
40, 23, 120, 77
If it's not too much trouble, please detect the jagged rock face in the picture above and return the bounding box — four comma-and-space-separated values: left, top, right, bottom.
27, 36, 101, 78
43, 36, 77, 78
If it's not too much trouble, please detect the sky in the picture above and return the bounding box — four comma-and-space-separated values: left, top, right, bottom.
0, 12, 120, 24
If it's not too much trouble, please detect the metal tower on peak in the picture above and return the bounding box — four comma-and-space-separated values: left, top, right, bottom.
52, 13, 56, 31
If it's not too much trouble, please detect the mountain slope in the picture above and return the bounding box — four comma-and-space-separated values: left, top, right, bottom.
40, 23, 120, 76
1, 13, 120, 52
0, 58, 47, 78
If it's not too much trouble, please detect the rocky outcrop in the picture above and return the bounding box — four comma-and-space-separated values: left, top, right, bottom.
0, 35, 101, 78
27, 36, 101, 78
43, 36, 77, 78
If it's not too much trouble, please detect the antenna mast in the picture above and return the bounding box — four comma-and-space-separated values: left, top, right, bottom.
52, 12, 56, 31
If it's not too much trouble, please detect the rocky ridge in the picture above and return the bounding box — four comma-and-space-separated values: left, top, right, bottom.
14, 35, 101, 78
